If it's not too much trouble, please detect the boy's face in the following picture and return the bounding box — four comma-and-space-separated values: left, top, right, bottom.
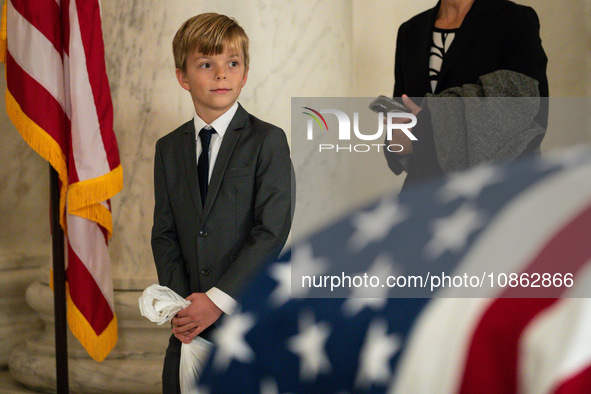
176, 46, 248, 124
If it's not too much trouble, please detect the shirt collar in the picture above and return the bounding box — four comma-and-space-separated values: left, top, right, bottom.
193, 102, 239, 140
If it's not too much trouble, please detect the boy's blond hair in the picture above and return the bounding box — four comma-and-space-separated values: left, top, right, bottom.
173, 13, 249, 71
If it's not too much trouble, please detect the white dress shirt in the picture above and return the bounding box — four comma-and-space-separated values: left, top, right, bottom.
193, 102, 239, 316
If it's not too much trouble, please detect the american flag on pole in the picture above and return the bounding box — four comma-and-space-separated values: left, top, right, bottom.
198, 148, 591, 393
1, 0, 122, 361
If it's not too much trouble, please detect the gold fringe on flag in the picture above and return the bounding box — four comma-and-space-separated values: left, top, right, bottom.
49, 274, 118, 362
5, 89, 123, 237
67, 287, 118, 362
68, 164, 123, 239
5, 89, 69, 231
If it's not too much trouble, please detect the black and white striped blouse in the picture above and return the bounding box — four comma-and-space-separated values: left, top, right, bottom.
429, 27, 458, 93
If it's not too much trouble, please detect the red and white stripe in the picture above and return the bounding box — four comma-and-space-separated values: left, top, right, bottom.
5, 0, 121, 361
391, 160, 591, 393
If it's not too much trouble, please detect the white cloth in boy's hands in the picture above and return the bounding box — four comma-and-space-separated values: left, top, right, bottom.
139, 284, 212, 393
138, 284, 190, 325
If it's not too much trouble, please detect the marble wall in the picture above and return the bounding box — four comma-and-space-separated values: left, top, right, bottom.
352, 0, 591, 98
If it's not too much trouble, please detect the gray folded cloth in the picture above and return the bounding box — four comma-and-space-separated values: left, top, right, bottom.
424, 69, 546, 173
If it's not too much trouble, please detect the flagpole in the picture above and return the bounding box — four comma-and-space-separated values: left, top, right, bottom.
50, 165, 69, 393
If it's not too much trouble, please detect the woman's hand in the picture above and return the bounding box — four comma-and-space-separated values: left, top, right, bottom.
388, 95, 422, 155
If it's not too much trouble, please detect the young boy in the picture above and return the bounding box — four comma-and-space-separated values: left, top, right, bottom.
151, 13, 292, 392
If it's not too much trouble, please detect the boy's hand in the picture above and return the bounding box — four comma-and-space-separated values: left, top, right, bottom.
171, 293, 223, 344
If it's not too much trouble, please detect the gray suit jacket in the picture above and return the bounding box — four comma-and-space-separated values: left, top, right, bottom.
152, 104, 293, 392
151, 104, 292, 386
152, 103, 292, 300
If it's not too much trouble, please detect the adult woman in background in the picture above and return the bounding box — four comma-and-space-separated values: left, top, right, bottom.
386, 0, 548, 187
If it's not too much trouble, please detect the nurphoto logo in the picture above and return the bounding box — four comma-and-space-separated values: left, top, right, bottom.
301, 106, 418, 153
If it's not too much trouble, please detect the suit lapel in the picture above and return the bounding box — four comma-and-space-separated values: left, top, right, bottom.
201, 104, 249, 219
181, 120, 204, 216
436, 0, 493, 90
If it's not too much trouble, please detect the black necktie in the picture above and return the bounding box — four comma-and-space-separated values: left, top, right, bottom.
198, 127, 215, 206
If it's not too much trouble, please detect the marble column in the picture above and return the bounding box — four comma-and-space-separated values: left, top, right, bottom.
9, 281, 168, 392
0, 253, 44, 369
7, 0, 354, 392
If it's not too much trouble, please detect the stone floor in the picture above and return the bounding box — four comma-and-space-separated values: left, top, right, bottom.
0, 371, 36, 393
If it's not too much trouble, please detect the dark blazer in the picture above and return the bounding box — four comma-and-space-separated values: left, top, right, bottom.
151, 103, 292, 392
386, 0, 548, 186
